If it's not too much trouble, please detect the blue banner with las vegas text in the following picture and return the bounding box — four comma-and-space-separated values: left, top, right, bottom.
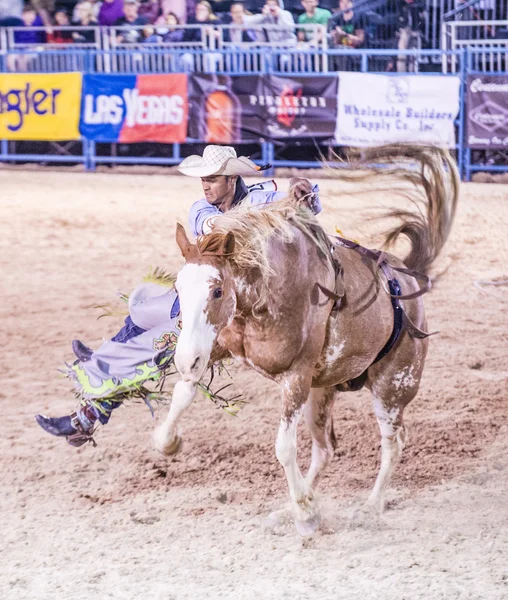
79, 74, 188, 143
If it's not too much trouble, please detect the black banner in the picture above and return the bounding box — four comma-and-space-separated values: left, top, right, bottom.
259, 75, 337, 140
467, 75, 508, 149
188, 74, 265, 143
188, 74, 337, 143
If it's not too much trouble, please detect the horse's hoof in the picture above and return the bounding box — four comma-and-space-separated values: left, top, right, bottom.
295, 514, 321, 537
154, 433, 182, 456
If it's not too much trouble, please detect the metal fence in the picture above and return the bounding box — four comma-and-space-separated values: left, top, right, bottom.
0, 44, 506, 181
0, 23, 467, 75
0, 24, 330, 74
430, 0, 508, 49
442, 19, 508, 72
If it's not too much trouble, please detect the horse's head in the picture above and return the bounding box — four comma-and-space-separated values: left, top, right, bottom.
174, 223, 237, 382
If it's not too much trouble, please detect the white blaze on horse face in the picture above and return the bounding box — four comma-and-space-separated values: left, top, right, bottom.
175, 263, 220, 382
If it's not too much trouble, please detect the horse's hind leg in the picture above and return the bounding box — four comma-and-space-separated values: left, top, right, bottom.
304, 387, 336, 489
366, 335, 428, 513
365, 395, 408, 513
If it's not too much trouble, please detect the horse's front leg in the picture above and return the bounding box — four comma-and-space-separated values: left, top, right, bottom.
275, 374, 320, 537
153, 379, 196, 455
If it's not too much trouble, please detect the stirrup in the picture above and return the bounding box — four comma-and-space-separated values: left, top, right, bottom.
67, 412, 97, 448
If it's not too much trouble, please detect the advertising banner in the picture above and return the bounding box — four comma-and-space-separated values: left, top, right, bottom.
188, 74, 337, 143
188, 74, 265, 143
260, 75, 338, 140
466, 75, 508, 149
0, 73, 81, 141
80, 74, 188, 143
335, 73, 461, 148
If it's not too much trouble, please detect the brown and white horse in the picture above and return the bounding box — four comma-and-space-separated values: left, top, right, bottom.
153, 145, 459, 536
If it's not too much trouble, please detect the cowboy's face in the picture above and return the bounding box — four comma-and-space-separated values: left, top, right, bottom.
201, 175, 236, 207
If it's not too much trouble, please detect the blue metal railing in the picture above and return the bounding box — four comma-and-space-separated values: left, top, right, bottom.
0, 45, 506, 181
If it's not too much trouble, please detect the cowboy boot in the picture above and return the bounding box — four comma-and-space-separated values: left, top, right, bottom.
72, 339, 93, 362
35, 402, 98, 447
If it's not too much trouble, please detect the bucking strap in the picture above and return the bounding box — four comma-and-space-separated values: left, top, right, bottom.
334, 237, 432, 300
330, 235, 437, 340
373, 278, 403, 363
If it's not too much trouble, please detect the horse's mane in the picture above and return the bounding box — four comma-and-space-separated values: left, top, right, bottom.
197, 200, 333, 309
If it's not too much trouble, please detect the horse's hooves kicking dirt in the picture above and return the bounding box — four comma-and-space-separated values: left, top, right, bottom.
295, 514, 321, 537
262, 508, 293, 535
153, 433, 182, 457
345, 503, 385, 530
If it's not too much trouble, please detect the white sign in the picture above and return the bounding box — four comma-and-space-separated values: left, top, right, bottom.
335, 73, 461, 148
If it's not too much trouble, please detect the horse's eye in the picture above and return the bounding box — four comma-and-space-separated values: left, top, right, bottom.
213, 288, 223, 300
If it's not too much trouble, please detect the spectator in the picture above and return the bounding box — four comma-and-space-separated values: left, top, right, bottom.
329, 0, 365, 49
396, 0, 425, 72
14, 5, 45, 44
141, 24, 159, 41
156, 0, 186, 25
451, 0, 477, 41
243, 0, 296, 45
328, 0, 365, 71
162, 12, 184, 42
0, 0, 23, 20
98, 0, 124, 26
46, 7, 73, 43
138, 0, 160, 24
0, 16, 24, 27
115, 0, 149, 43
224, 2, 257, 44
181, 1, 222, 71
8, 5, 44, 72
184, 0, 220, 42
72, 0, 101, 21
32, 0, 55, 26
297, 0, 331, 42
72, 1, 99, 43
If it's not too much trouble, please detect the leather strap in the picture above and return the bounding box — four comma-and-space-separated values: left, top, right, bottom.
330, 235, 437, 339
67, 412, 97, 448
333, 236, 432, 300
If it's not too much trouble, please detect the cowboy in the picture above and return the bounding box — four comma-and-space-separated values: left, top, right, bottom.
35, 146, 322, 447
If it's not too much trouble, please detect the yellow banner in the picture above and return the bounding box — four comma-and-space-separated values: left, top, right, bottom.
0, 73, 82, 141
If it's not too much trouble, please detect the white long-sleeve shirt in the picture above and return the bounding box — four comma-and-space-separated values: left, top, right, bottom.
243, 10, 297, 45
188, 180, 321, 238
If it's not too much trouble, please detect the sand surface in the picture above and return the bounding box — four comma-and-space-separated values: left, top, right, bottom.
0, 171, 507, 600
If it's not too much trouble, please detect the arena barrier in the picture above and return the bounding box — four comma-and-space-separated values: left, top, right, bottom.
0, 46, 506, 181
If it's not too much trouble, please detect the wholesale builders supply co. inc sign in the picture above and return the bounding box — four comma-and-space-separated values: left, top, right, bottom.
335, 73, 461, 148
0, 71, 461, 147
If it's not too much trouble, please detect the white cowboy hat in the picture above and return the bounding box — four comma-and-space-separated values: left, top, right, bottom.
177, 145, 261, 178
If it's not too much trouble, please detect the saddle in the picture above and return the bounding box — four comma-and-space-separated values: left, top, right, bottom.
319, 236, 437, 393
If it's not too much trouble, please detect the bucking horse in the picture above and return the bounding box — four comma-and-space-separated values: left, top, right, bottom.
153, 145, 459, 536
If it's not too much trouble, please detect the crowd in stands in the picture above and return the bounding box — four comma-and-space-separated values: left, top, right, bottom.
0, 0, 506, 71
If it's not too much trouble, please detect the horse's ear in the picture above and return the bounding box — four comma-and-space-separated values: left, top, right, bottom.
222, 232, 235, 257
176, 223, 192, 259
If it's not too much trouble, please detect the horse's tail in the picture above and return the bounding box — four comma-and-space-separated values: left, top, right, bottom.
343, 145, 460, 275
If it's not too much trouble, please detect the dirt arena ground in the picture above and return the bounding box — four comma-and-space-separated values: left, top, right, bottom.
1, 170, 507, 600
